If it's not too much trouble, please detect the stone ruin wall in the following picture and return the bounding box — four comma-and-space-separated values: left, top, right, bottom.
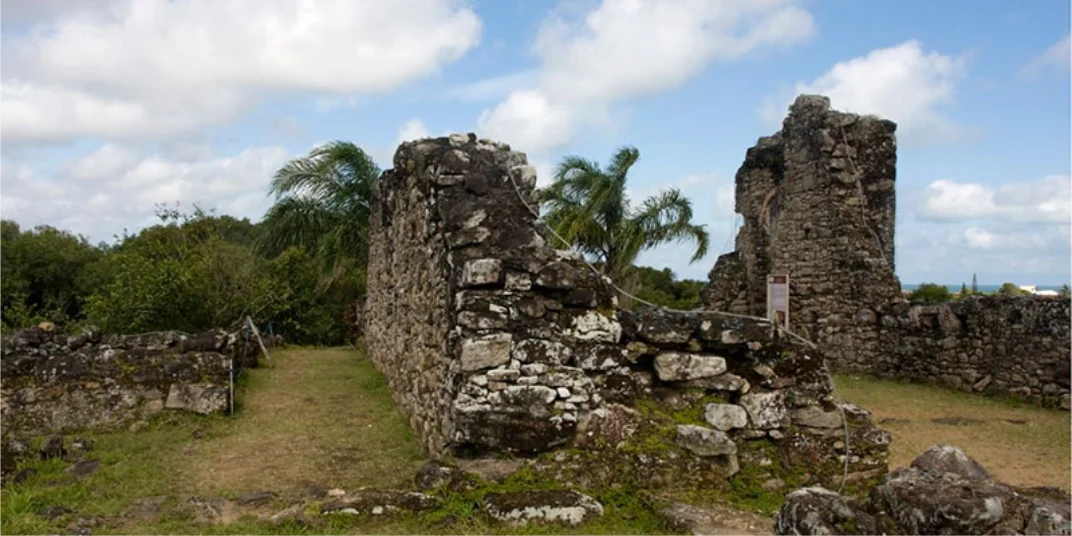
0, 326, 242, 439
873, 297, 1070, 409
704, 95, 1071, 409
365, 133, 892, 490
702, 95, 902, 371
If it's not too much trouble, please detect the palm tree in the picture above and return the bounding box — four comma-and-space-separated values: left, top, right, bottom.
257, 141, 380, 284
539, 146, 709, 286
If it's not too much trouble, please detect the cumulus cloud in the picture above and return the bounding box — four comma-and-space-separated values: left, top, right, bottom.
1, 144, 290, 241
1, 0, 481, 144
918, 175, 1070, 224
895, 223, 1069, 284
962, 228, 1047, 250
478, 0, 815, 155
395, 119, 432, 145
1023, 34, 1071, 76
445, 70, 541, 102
760, 41, 967, 145
0, 0, 114, 25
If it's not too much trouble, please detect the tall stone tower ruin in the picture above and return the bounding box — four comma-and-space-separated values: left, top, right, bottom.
702, 95, 903, 370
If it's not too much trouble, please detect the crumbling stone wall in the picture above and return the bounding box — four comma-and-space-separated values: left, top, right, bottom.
702, 94, 902, 371
872, 296, 1070, 409
1, 325, 239, 437
365, 134, 891, 489
703, 95, 1071, 410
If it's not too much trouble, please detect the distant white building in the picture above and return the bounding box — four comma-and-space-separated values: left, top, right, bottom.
1019, 285, 1059, 297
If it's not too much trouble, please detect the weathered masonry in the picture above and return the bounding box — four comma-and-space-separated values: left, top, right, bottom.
365, 133, 891, 488
703, 95, 1071, 409
1, 326, 242, 437
702, 95, 902, 373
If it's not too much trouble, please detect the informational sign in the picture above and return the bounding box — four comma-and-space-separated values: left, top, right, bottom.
767, 273, 790, 329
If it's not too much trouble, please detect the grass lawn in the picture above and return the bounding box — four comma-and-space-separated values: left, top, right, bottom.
0, 347, 674, 535
834, 374, 1072, 489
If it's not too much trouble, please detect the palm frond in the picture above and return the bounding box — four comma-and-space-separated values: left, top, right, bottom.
607, 146, 640, 182
631, 188, 710, 262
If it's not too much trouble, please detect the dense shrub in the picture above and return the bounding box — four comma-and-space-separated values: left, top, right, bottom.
909, 283, 952, 304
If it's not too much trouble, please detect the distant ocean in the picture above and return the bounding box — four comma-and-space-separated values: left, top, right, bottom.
901, 283, 1066, 293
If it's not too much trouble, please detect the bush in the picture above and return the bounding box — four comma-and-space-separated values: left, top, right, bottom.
996, 282, 1029, 297
909, 283, 952, 304
1, 221, 103, 330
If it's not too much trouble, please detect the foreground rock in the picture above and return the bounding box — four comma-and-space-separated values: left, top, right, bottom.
483, 490, 603, 526
320, 489, 438, 516
775, 445, 1072, 535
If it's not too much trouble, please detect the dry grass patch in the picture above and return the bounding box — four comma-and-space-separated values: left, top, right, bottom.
834, 375, 1071, 489
178, 347, 426, 496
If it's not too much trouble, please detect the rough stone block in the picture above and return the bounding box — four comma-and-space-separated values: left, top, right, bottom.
484, 490, 603, 526
512, 339, 571, 365
460, 334, 513, 372
740, 391, 789, 429
791, 406, 844, 429
164, 383, 228, 415
675, 425, 737, 457
460, 259, 503, 288
653, 353, 727, 381
704, 403, 749, 431
565, 312, 622, 343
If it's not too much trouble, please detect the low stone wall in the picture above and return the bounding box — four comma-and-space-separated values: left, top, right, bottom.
1, 325, 243, 438
365, 134, 891, 490
861, 296, 1070, 409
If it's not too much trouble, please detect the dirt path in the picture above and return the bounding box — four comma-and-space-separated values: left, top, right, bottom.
177, 347, 426, 497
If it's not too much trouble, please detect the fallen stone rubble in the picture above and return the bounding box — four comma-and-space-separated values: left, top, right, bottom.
775, 445, 1071, 535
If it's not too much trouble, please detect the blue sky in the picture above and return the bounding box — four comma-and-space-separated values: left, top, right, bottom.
1, 0, 1069, 286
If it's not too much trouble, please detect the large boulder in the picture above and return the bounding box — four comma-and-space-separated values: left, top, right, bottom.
775, 445, 1072, 535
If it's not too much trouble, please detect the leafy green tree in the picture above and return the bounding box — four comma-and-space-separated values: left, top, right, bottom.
960, 282, 969, 296
971, 273, 979, 294
539, 146, 710, 285
1060, 285, 1070, 300
264, 247, 351, 345
1, 220, 103, 330
909, 283, 952, 304
997, 282, 1028, 297
257, 141, 379, 283
632, 266, 705, 309
86, 207, 276, 333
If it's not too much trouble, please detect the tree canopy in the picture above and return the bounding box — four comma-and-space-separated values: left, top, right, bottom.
539, 146, 710, 288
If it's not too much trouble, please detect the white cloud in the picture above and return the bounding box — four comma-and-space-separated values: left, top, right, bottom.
478, 0, 815, 155
1, 0, 482, 144
478, 90, 580, 154
1, 144, 290, 241
894, 223, 1069, 284
446, 70, 541, 102
761, 41, 967, 145
918, 175, 1070, 224
1023, 34, 1071, 76
962, 228, 1047, 250
63, 143, 140, 181
0, 0, 117, 25
395, 119, 432, 145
